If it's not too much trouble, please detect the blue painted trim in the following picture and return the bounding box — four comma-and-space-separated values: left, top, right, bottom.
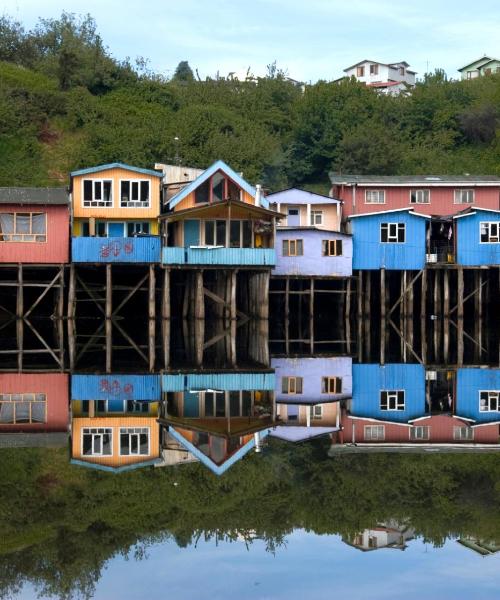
168, 427, 270, 476
168, 160, 268, 209
70, 458, 162, 473
70, 163, 163, 178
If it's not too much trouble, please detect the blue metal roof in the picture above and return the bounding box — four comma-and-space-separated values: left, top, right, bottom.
70, 458, 162, 473
162, 372, 275, 392
70, 163, 163, 178
168, 160, 268, 209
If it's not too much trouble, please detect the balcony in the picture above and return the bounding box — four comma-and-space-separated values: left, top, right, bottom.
72, 236, 161, 263
162, 246, 276, 267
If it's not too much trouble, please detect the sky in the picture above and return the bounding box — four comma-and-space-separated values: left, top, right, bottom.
17, 532, 500, 600
2, 0, 500, 83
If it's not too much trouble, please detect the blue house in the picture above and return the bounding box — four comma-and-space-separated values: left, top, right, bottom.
349, 208, 430, 270
456, 368, 500, 425
351, 364, 426, 423
454, 208, 500, 266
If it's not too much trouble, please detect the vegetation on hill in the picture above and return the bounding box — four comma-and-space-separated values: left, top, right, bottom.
1, 12, 500, 189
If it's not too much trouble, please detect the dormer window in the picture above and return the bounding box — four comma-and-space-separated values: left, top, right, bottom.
194, 172, 242, 205
120, 180, 150, 208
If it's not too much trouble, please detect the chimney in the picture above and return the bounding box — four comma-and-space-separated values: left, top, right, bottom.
255, 184, 262, 207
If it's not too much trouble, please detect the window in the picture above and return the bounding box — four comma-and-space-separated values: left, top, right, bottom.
119, 427, 149, 456
82, 428, 112, 456
195, 179, 210, 204
126, 400, 150, 413
485, 68, 492, 75
381, 223, 405, 243
454, 189, 474, 204
0, 393, 46, 424
410, 189, 430, 204
364, 425, 385, 441
480, 222, 500, 243
399, 66, 405, 75
204, 220, 227, 246
282, 239, 303, 256
212, 172, 225, 203
467, 71, 473, 79
83, 179, 112, 207
310, 210, 323, 225
81, 400, 107, 414
309, 405, 323, 420
229, 390, 252, 417
356, 66, 365, 77
322, 240, 343, 256
322, 377, 342, 394
229, 220, 253, 248
127, 222, 150, 236
203, 391, 226, 417
0, 213, 46, 242
120, 180, 150, 208
454, 426, 474, 441
281, 376, 303, 394
380, 390, 405, 411
81, 221, 107, 237
370, 64, 379, 75
479, 391, 500, 412
410, 426, 430, 440
365, 190, 385, 204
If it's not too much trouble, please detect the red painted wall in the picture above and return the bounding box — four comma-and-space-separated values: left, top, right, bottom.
0, 373, 69, 433
0, 204, 69, 263
333, 185, 500, 218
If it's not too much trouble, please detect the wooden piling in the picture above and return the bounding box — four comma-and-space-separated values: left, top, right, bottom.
105, 264, 112, 373
149, 265, 156, 372
457, 266, 464, 366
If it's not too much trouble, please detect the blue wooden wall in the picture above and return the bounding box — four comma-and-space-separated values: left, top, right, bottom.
72, 237, 160, 263
456, 368, 500, 423
162, 372, 275, 392
456, 209, 500, 266
352, 364, 426, 422
72, 375, 160, 402
350, 211, 428, 270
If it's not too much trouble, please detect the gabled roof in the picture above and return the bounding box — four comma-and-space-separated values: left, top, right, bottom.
458, 56, 497, 71
160, 198, 281, 221
453, 207, 500, 219
269, 426, 339, 442
348, 207, 431, 219
267, 187, 341, 204
344, 59, 415, 73
70, 162, 163, 178
329, 174, 500, 186
0, 187, 68, 205
276, 226, 352, 236
167, 159, 268, 209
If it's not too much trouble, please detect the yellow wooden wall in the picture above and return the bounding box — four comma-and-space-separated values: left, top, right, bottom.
174, 188, 255, 212
72, 416, 160, 467
72, 167, 161, 219
72, 401, 159, 416
73, 219, 159, 236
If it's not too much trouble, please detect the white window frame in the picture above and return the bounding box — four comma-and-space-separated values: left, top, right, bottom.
82, 179, 113, 208
409, 189, 430, 204
0, 392, 47, 423
409, 426, 430, 440
365, 190, 385, 204
380, 390, 405, 411
119, 427, 150, 456
479, 390, 500, 412
380, 222, 405, 243
0, 212, 47, 243
454, 189, 474, 204
364, 425, 385, 441
479, 222, 500, 244
81, 427, 113, 456
310, 210, 323, 225
453, 426, 474, 441
119, 179, 151, 208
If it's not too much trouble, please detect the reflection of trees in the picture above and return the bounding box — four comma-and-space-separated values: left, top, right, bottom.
2, 443, 500, 598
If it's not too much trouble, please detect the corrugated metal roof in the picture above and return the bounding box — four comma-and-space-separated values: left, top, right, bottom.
162, 372, 275, 392
267, 188, 340, 204
276, 226, 352, 236
0, 187, 68, 205
70, 163, 163, 178
329, 174, 500, 185
71, 374, 160, 401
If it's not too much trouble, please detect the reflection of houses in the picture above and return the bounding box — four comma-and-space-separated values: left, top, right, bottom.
270, 357, 350, 442
344, 521, 415, 551
160, 371, 275, 475
0, 373, 69, 446
70, 163, 162, 263
71, 374, 162, 472
268, 188, 352, 277
333, 365, 500, 448
457, 537, 500, 556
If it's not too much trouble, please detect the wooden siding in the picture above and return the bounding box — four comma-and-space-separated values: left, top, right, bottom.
72, 167, 161, 219
0, 204, 69, 263
162, 247, 275, 266
335, 185, 500, 218
273, 203, 340, 230
174, 189, 256, 212
456, 368, 500, 423
71, 416, 160, 467
456, 210, 500, 266
72, 236, 160, 263
276, 402, 339, 426
0, 373, 69, 432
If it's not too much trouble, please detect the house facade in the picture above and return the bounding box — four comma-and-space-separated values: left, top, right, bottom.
70, 163, 163, 263
0, 187, 69, 263
454, 208, 500, 266
341, 60, 416, 94
458, 56, 500, 79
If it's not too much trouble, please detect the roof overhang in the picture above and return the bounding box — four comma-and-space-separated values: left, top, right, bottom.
348, 208, 431, 219
160, 199, 284, 221
70, 162, 163, 179
157, 416, 274, 438
453, 207, 500, 219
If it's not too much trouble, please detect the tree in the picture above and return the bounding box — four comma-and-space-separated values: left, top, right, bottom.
173, 60, 194, 82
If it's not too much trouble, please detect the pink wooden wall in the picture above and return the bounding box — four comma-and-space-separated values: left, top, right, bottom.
0, 373, 69, 433
0, 204, 69, 263
332, 185, 500, 218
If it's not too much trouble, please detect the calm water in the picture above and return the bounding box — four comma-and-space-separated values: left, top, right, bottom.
2, 313, 500, 600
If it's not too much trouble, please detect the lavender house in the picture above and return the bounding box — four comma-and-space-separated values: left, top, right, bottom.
268, 188, 352, 277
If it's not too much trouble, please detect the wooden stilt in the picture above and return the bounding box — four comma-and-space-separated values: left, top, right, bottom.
457, 266, 464, 366
365, 271, 371, 359
380, 268, 386, 320
310, 278, 314, 354
105, 264, 112, 373
149, 265, 156, 372
194, 270, 205, 319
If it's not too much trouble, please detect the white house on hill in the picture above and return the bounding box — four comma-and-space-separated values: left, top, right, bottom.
338, 60, 416, 95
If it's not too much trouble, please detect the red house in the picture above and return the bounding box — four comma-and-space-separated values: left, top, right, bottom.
329, 175, 500, 219
0, 373, 69, 434
0, 188, 69, 263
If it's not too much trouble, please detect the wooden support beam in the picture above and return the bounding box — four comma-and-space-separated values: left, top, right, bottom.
162, 269, 171, 320
16, 264, 23, 318
149, 266, 156, 372
380, 268, 386, 320
457, 266, 464, 367
24, 271, 61, 319
420, 268, 427, 320
310, 278, 314, 355
194, 270, 205, 319
105, 264, 112, 373
388, 269, 423, 317
112, 272, 149, 317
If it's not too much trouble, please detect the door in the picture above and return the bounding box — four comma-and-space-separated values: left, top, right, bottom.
184, 220, 200, 247
108, 222, 125, 237
287, 208, 300, 226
